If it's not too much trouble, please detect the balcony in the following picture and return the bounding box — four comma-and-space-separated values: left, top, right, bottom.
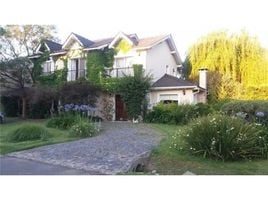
105, 67, 134, 78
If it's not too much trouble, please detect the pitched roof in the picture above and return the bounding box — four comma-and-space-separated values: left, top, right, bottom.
44, 40, 62, 52
72, 33, 94, 47
87, 37, 114, 49
135, 35, 168, 49
151, 74, 196, 88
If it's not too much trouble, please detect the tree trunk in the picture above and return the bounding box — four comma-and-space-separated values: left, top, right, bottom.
22, 96, 27, 119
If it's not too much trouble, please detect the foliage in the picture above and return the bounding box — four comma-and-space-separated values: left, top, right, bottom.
100, 77, 121, 93
118, 65, 152, 119
187, 30, 268, 101
28, 86, 58, 119
149, 123, 268, 175
0, 119, 77, 154
86, 48, 115, 85
59, 79, 99, 105
0, 25, 58, 118
46, 114, 83, 130
6, 124, 51, 142
145, 103, 212, 124
37, 66, 68, 86
69, 121, 98, 138
172, 114, 268, 161
0, 25, 57, 58
0, 96, 19, 117
221, 100, 268, 126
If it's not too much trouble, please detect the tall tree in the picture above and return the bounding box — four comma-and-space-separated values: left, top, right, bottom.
0, 25, 58, 118
187, 30, 268, 101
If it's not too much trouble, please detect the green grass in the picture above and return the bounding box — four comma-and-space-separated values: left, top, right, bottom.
0, 118, 77, 155
146, 123, 268, 175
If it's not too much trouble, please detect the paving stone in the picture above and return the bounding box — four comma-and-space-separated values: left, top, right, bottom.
9, 122, 162, 175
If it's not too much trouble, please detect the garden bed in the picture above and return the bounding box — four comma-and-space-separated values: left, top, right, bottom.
145, 123, 268, 175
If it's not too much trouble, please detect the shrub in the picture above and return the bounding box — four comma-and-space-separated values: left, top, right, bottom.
69, 121, 98, 138
172, 114, 268, 161
7, 124, 51, 142
145, 103, 212, 125
46, 114, 83, 129
0, 96, 19, 117
221, 100, 268, 127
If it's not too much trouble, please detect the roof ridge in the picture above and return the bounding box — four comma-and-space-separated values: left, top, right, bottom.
44, 39, 62, 45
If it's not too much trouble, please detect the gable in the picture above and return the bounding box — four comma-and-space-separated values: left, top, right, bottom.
109, 32, 134, 49
114, 39, 133, 54
62, 33, 93, 50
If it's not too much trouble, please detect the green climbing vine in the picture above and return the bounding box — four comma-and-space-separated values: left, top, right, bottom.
86, 48, 115, 85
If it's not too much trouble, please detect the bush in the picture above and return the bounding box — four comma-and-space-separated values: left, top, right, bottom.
221, 100, 268, 127
172, 114, 268, 161
69, 121, 98, 138
0, 96, 19, 117
145, 103, 212, 125
7, 124, 51, 142
46, 114, 83, 129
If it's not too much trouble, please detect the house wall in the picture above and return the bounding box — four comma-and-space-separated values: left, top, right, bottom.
113, 43, 147, 68
146, 41, 179, 82
149, 89, 195, 109
55, 58, 65, 70
194, 91, 207, 103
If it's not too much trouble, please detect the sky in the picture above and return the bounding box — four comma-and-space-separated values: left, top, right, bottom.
1, 0, 268, 60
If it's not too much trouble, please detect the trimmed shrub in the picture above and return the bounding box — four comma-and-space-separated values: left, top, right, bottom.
172, 114, 268, 161
46, 114, 83, 130
145, 103, 212, 125
7, 124, 51, 142
221, 100, 268, 127
69, 121, 98, 138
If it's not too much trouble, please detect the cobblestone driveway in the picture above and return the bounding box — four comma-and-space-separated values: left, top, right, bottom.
9, 122, 162, 174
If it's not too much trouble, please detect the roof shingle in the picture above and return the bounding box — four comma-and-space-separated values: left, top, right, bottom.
43, 40, 62, 52
135, 35, 167, 49
72, 33, 94, 47
152, 74, 196, 88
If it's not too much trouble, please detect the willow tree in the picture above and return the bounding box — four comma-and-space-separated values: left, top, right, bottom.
187, 30, 268, 100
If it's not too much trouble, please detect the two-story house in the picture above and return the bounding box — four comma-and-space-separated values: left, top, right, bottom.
31, 31, 207, 121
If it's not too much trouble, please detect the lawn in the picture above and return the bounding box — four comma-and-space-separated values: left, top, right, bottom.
0, 118, 76, 154
146, 123, 268, 175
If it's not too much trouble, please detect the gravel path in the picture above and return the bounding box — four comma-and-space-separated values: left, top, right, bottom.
8, 122, 162, 175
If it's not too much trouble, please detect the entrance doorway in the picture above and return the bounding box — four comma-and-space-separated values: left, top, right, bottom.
115, 95, 128, 121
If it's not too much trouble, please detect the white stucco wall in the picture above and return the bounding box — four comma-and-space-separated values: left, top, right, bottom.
149, 89, 195, 109
146, 41, 180, 82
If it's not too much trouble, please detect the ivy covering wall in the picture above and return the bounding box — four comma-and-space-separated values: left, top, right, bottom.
86, 48, 115, 85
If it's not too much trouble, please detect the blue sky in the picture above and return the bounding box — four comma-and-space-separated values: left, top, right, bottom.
2, 0, 268, 60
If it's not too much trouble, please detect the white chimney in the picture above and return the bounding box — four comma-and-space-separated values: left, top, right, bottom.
199, 68, 208, 90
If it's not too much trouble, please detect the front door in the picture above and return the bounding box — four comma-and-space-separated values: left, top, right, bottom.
115, 95, 128, 121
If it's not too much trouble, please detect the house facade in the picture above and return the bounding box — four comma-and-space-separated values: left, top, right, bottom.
31, 32, 207, 121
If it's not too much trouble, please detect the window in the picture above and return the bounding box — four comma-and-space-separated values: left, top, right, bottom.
42, 60, 52, 74
69, 58, 86, 81
159, 94, 178, 104
114, 57, 134, 77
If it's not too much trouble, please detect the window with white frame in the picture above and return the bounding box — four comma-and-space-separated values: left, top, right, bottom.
69, 58, 86, 81
42, 60, 52, 74
159, 94, 178, 104
114, 56, 134, 77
